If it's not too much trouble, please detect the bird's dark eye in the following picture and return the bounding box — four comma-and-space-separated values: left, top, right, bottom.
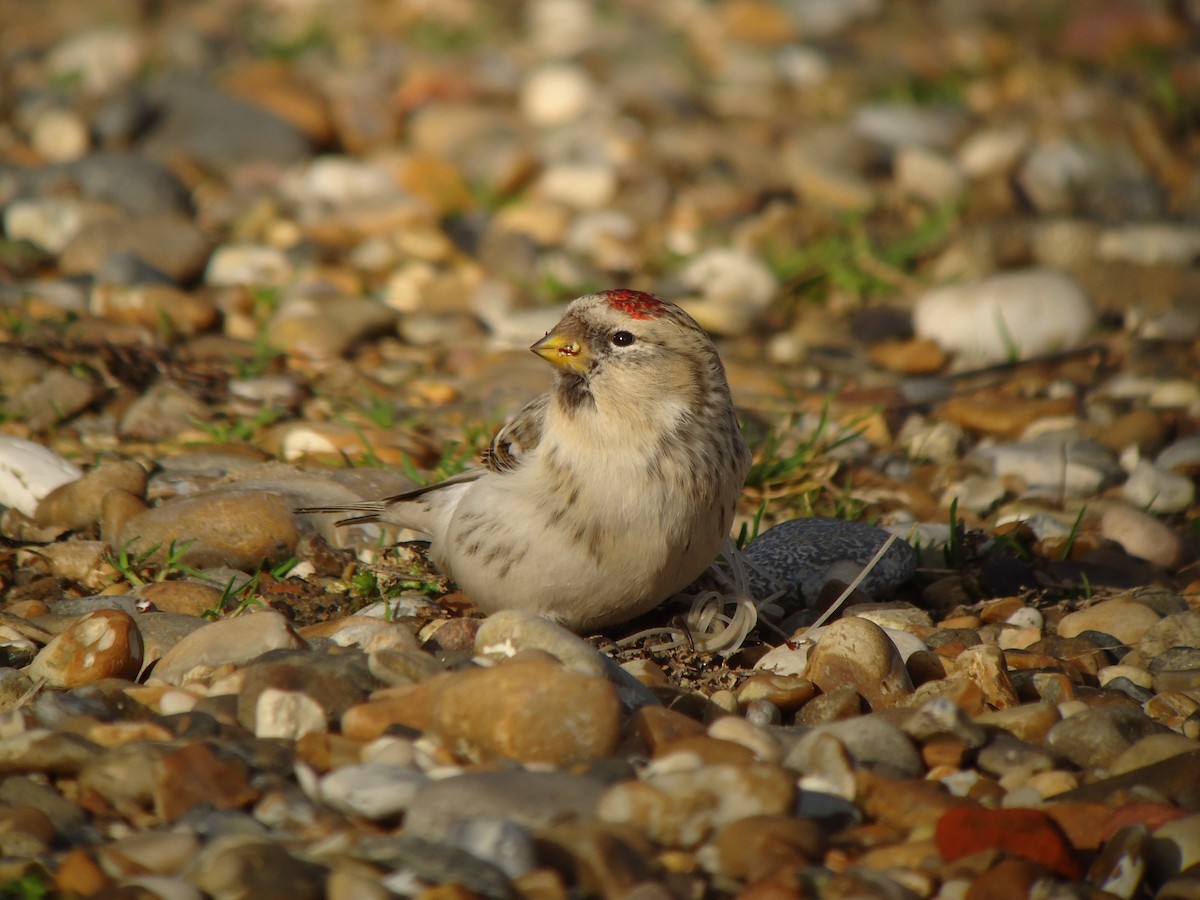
611, 330, 635, 347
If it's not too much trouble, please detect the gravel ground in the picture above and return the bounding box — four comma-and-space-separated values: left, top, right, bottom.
1, 0, 1200, 897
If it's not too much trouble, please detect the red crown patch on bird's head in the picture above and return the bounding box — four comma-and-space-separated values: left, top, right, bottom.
602, 289, 667, 320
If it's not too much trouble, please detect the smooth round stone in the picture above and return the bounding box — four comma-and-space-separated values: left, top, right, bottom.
151, 611, 306, 686
706, 716, 784, 763
266, 297, 399, 360
118, 490, 299, 572
913, 269, 1095, 363
1120, 459, 1195, 513
474, 610, 606, 678
1098, 664, 1154, 690
318, 764, 429, 821
519, 63, 595, 126
1046, 707, 1169, 771
785, 715, 923, 778
1058, 598, 1163, 645
597, 762, 795, 849
118, 382, 212, 442
803, 616, 914, 709
1099, 503, 1188, 570
741, 517, 917, 606
1139, 611, 1200, 657
0, 437, 84, 519
28, 609, 144, 688
430, 655, 621, 765
34, 460, 147, 532
1096, 223, 1200, 265
60, 214, 213, 282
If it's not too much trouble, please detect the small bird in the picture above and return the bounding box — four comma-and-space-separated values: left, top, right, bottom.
301, 289, 751, 632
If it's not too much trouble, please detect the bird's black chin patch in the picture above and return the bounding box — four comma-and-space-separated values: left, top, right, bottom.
558, 372, 595, 412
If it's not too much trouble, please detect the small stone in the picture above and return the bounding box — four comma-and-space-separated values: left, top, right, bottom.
914, 269, 1095, 363
597, 762, 795, 848
34, 460, 147, 532
152, 611, 306, 686
318, 764, 428, 821
28, 609, 143, 688
1099, 503, 1188, 570
1121, 459, 1196, 514
429, 655, 621, 765
803, 616, 914, 709
119, 490, 299, 571
520, 63, 595, 127
1058, 597, 1162, 645
1046, 706, 1168, 771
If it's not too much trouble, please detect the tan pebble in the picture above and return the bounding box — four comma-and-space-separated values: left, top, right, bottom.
620, 658, 671, 689
430, 655, 621, 765
707, 689, 739, 716
1058, 597, 1162, 644
628, 705, 706, 755
735, 673, 817, 711
953, 644, 1019, 709
974, 701, 1061, 744
1025, 769, 1079, 799
35, 460, 147, 531
28, 609, 144, 688
135, 581, 223, 617
1098, 663, 1154, 689
867, 338, 946, 374
706, 717, 784, 763
1099, 503, 1187, 570
804, 616, 913, 710
656, 735, 757, 766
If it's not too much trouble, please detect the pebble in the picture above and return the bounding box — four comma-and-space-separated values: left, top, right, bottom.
118, 489, 300, 571
427, 655, 621, 765
151, 611, 306, 686
1099, 503, 1189, 570
913, 269, 1096, 363
28, 609, 143, 688
1057, 597, 1163, 645
1120, 458, 1196, 513
802, 616, 914, 709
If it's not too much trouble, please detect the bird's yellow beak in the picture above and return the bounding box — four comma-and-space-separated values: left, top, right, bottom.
531, 329, 590, 375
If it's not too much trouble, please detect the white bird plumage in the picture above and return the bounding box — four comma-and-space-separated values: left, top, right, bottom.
301, 289, 751, 632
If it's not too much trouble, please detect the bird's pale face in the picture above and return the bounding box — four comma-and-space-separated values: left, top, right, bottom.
531, 290, 719, 414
